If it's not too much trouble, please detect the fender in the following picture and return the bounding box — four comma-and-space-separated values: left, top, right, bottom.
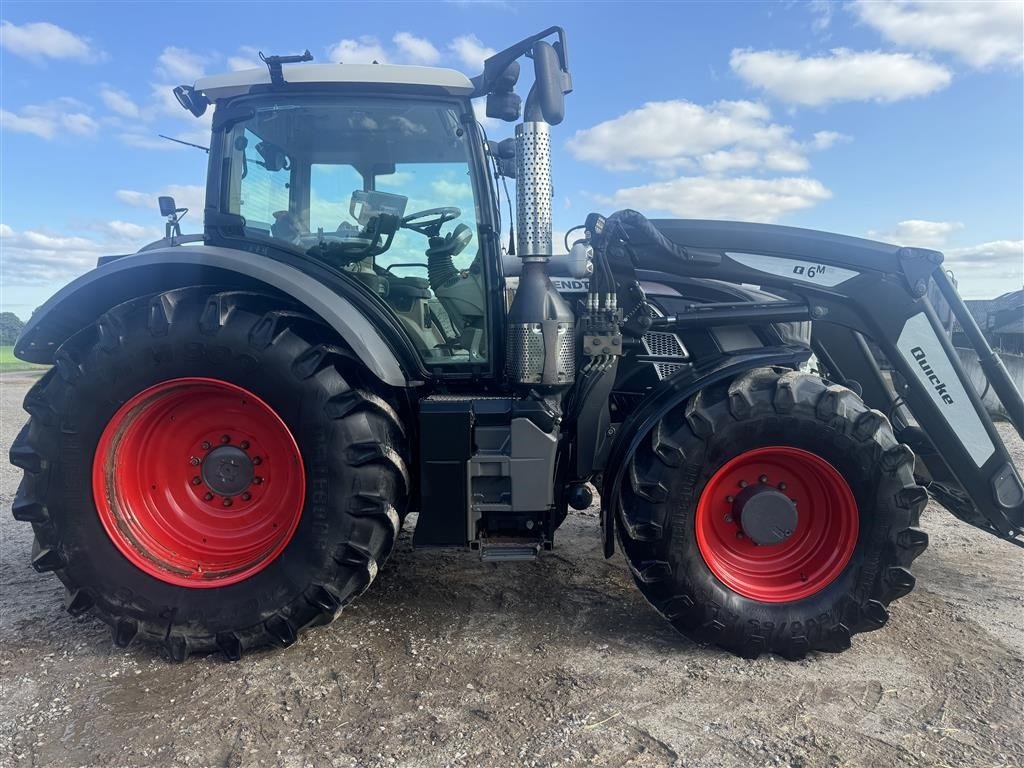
600, 346, 809, 557
14, 244, 410, 387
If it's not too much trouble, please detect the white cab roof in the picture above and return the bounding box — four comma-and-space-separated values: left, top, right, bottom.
194, 64, 475, 101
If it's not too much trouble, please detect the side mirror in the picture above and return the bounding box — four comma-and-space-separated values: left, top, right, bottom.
531, 41, 567, 126
158, 196, 177, 217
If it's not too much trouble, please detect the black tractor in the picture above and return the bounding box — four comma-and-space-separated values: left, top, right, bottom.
10, 29, 1023, 661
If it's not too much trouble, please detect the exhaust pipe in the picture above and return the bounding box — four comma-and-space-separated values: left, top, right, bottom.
515, 121, 552, 257
506, 120, 574, 390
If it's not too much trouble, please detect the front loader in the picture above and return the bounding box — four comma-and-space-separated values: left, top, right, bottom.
10, 27, 1023, 661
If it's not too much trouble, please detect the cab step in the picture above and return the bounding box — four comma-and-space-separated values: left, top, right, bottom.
478, 539, 543, 562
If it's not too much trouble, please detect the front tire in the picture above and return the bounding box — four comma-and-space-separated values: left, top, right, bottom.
10, 287, 409, 660
619, 367, 929, 659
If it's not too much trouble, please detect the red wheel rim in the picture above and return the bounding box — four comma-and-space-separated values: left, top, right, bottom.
695, 446, 858, 603
92, 378, 305, 588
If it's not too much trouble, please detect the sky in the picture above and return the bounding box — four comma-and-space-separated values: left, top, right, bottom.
1, 0, 1022, 319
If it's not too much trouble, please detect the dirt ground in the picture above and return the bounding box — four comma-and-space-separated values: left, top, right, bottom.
1, 371, 1022, 768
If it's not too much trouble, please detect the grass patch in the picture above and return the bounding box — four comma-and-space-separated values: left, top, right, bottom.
0, 346, 49, 374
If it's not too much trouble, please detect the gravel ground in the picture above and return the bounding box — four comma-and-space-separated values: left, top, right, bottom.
2, 371, 1022, 768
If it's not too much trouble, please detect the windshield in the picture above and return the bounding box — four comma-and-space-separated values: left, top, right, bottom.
219, 96, 489, 367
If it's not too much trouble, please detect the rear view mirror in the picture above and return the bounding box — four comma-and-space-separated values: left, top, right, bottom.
531, 41, 566, 126
158, 196, 177, 217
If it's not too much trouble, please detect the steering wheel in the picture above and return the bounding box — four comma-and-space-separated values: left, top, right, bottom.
401, 207, 461, 237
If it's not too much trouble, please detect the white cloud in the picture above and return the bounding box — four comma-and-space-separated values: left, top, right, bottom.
567, 99, 837, 175
0, 20, 95, 62
0, 99, 97, 139
100, 87, 140, 118
228, 46, 263, 72
868, 219, 964, 249
854, 0, 1023, 69
156, 46, 208, 81
61, 112, 98, 136
449, 34, 494, 71
809, 130, 849, 151
946, 240, 1024, 297
0, 222, 157, 287
730, 48, 952, 106
116, 185, 206, 214
101, 220, 155, 239
431, 178, 472, 200
393, 32, 440, 65
0, 108, 56, 138
699, 149, 760, 175
601, 176, 832, 223
327, 36, 389, 64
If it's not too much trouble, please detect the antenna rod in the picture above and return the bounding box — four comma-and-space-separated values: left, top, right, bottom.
158, 134, 209, 152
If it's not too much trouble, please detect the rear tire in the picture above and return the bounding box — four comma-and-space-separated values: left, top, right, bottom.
10, 287, 409, 660
619, 367, 929, 659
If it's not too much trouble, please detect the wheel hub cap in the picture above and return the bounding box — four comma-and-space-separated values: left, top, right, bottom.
92, 377, 305, 588
201, 445, 255, 496
735, 486, 799, 546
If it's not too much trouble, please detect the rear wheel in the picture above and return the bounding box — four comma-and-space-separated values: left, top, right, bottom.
619, 367, 929, 659
10, 287, 409, 660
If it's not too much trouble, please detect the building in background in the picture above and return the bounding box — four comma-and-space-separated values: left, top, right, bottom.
956, 290, 1024, 355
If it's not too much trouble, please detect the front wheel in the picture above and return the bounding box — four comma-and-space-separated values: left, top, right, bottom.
619, 367, 929, 659
10, 287, 409, 660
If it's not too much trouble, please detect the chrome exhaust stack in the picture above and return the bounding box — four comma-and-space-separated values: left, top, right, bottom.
506, 119, 574, 390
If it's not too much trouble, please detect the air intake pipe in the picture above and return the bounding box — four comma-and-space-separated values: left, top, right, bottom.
505, 116, 574, 391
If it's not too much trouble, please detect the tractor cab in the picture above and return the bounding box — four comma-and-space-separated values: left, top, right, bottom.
191, 66, 494, 367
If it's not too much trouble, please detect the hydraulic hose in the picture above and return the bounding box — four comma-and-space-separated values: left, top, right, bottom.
604, 209, 690, 264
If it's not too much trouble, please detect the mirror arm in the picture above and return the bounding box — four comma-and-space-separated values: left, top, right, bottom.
471, 26, 569, 98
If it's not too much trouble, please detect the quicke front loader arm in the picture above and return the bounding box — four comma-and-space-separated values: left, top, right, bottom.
604, 218, 1024, 548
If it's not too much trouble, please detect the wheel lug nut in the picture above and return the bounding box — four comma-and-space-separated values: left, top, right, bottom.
241, 492, 251, 501
778, 482, 787, 491
201, 441, 211, 451
220, 434, 231, 444
726, 495, 734, 503
253, 477, 263, 485
223, 498, 233, 507
252, 457, 262, 466
724, 514, 733, 523
759, 475, 768, 484
736, 531, 744, 539
191, 476, 202, 485
240, 441, 249, 450
738, 480, 748, 488
189, 457, 200, 466
203, 492, 213, 501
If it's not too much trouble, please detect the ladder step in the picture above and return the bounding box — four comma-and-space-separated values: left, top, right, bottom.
479, 542, 542, 562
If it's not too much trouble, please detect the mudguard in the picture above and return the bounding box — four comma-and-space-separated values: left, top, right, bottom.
14, 245, 409, 387
601, 346, 810, 557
